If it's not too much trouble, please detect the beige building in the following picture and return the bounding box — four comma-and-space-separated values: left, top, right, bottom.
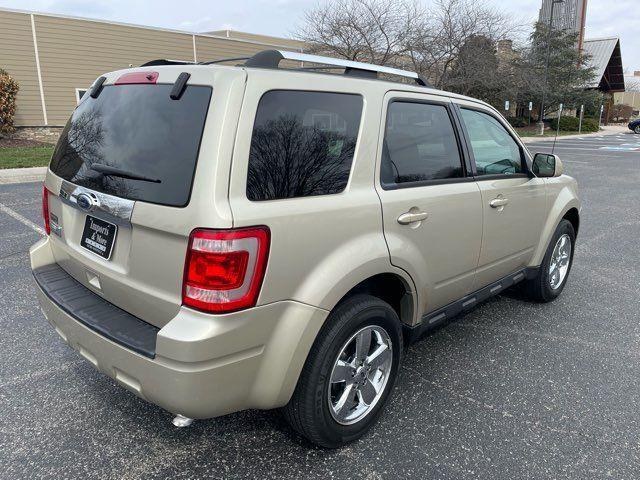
614, 72, 640, 114
0, 7, 305, 128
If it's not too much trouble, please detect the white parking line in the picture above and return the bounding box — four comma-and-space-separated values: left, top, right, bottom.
600, 146, 639, 151
0, 201, 45, 236
531, 146, 640, 152
527, 144, 624, 149
530, 140, 634, 146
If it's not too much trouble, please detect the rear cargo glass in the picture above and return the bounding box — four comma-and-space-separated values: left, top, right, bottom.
49, 84, 212, 207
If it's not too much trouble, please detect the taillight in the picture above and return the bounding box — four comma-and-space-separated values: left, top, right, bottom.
42, 184, 51, 235
182, 227, 270, 313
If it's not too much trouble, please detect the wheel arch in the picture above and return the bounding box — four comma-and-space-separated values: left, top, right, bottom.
562, 207, 580, 237
289, 230, 419, 326
530, 183, 580, 266
275, 269, 417, 409
333, 272, 416, 327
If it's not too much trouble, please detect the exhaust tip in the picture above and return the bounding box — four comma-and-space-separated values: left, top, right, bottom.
172, 414, 194, 428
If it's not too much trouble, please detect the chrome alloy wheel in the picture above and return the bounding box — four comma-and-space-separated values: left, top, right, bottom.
549, 234, 572, 290
328, 325, 393, 425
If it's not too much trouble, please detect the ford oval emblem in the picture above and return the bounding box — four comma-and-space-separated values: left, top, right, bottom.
76, 193, 93, 212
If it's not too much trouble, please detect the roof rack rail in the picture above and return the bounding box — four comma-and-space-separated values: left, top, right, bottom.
244, 50, 431, 87
138, 51, 431, 87
199, 57, 251, 65
140, 57, 251, 67
140, 59, 195, 67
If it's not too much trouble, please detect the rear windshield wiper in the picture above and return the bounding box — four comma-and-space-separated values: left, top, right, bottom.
90, 164, 161, 183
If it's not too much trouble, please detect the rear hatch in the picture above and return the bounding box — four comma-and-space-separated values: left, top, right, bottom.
44, 66, 246, 328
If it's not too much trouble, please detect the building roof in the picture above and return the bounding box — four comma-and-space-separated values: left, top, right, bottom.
0, 6, 303, 51
206, 30, 305, 50
583, 37, 625, 92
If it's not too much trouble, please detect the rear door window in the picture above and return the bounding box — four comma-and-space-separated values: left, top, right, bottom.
49, 84, 212, 207
381, 101, 464, 186
246, 90, 363, 201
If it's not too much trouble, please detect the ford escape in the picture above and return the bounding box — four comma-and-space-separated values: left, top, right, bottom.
31, 50, 580, 448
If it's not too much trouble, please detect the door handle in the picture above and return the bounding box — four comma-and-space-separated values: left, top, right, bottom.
397, 211, 429, 225
489, 197, 509, 208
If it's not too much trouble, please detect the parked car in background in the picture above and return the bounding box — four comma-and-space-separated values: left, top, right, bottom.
628, 118, 640, 134
31, 50, 580, 448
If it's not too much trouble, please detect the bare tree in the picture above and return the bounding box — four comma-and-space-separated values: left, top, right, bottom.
247, 116, 356, 200
297, 0, 423, 66
52, 110, 105, 178
610, 103, 634, 122
445, 35, 504, 103
626, 76, 640, 93
409, 0, 519, 89
296, 0, 519, 90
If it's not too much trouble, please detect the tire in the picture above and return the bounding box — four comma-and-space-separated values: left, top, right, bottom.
282, 294, 403, 448
634, 125, 640, 134
523, 219, 575, 302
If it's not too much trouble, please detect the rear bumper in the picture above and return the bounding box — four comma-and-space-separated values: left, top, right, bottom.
30, 237, 328, 419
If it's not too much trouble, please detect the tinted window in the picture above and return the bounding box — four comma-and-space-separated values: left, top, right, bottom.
247, 90, 363, 201
460, 108, 523, 176
50, 84, 212, 207
381, 102, 463, 186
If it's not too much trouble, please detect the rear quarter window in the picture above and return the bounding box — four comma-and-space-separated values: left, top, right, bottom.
246, 90, 363, 201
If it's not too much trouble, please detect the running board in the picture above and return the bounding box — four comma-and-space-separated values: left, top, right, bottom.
404, 267, 538, 344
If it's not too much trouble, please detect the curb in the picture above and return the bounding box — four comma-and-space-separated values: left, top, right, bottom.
0, 167, 47, 185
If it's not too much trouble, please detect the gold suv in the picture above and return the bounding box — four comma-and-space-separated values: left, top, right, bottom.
31, 50, 580, 448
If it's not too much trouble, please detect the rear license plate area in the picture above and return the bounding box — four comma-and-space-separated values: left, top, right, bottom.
80, 215, 117, 259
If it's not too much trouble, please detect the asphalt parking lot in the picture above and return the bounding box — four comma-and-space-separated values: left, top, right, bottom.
1, 131, 639, 479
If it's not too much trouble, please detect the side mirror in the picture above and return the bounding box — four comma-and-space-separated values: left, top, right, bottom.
532, 153, 564, 177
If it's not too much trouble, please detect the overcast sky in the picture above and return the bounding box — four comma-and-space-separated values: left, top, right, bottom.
1, 0, 638, 73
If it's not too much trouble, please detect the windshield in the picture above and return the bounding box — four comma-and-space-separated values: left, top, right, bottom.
49, 84, 212, 207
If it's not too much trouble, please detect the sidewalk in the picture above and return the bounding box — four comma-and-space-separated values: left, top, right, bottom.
0, 166, 47, 185
520, 125, 629, 143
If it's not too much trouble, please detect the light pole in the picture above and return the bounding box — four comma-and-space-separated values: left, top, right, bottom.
538, 0, 564, 135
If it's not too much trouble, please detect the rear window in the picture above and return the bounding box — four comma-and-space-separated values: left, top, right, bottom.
49, 84, 212, 207
246, 90, 363, 201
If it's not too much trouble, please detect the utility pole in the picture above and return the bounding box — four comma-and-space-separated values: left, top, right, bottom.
538, 0, 565, 135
